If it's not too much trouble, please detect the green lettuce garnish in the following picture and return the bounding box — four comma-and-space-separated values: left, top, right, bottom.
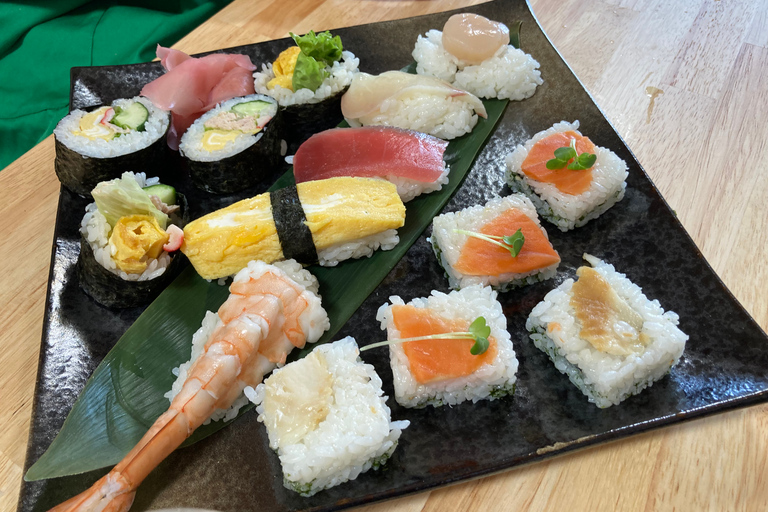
290, 30, 343, 65
289, 30, 342, 92
292, 51, 330, 92
92, 173, 168, 229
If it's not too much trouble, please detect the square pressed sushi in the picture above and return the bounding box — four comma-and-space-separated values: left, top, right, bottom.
505, 121, 628, 231
376, 285, 518, 408
430, 194, 560, 291
526, 254, 687, 408
246, 337, 408, 496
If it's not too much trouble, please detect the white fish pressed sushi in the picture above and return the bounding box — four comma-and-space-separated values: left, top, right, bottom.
413, 13, 542, 101
245, 337, 409, 496
430, 194, 560, 291
526, 254, 687, 408
505, 121, 628, 231
376, 285, 518, 408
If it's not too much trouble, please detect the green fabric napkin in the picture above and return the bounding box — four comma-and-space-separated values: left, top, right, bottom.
0, 0, 233, 171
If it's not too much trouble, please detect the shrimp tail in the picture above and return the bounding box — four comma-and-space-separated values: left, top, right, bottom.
48, 473, 135, 512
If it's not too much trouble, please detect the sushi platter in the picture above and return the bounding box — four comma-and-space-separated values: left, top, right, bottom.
13, 0, 768, 510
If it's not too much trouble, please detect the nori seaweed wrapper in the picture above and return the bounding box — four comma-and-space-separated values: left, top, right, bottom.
54, 113, 171, 198
280, 86, 348, 153
77, 193, 189, 308
186, 109, 283, 195
270, 185, 318, 264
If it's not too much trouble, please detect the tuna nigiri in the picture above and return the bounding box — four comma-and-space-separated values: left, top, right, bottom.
292, 126, 449, 202
430, 194, 560, 291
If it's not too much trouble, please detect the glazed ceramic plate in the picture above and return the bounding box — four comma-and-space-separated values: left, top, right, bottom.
19, 0, 768, 510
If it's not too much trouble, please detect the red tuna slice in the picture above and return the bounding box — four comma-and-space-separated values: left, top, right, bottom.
293, 126, 449, 184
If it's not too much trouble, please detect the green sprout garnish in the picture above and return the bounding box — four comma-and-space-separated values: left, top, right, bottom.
360, 316, 491, 355
454, 228, 525, 257
545, 137, 596, 171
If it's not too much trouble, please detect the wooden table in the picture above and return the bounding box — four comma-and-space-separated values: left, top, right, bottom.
2, 0, 767, 510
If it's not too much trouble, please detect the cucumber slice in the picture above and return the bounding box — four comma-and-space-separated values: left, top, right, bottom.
231, 100, 273, 118
112, 102, 149, 131
143, 184, 176, 205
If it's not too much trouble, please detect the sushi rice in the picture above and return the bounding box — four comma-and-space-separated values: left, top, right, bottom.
80, 172, 171, 282
165, 259, 328, 423
245, 337, 409, 496
526, 254, 687, 408
505, 121, 628, 231
429, 194, 559, 291
54, 97, 169, 158
254, 51, 359, 106
413, 29, 542, 101
377, 284, 518, 408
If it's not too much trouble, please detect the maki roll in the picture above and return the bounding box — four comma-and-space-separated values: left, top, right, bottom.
505, 121, 628, 231
179, 94, 282, 194
246, 337, 409, 496
526, 254, 688, 408
413, 13, 543, 100
430, 194, 560, 291
77, 172, 187, 308
292, 126, 450, 202
253, 30, 359, 149
54, 96, 170, 196
181, 176, 406, 279
376, 285, 518, 408
341, 71, 487, 140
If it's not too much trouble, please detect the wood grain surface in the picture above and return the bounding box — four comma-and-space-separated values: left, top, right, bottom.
2, 0, 767, 510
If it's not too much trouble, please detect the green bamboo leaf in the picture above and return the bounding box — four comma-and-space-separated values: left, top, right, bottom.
26, 26, 522, 482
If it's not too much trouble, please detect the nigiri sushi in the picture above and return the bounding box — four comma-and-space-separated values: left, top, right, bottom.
505, 121, 628, 231
413, 13, 543, 101
341, 70, 487, 140
430, 194, 560, 291
245, 337, 409, 496
527, 254, 688, 408
376, 285, 518, 408
292, 126, 449, 202
181, 176, 406, 279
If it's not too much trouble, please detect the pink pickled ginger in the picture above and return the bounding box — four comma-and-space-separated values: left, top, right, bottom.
141, 45, 256, 149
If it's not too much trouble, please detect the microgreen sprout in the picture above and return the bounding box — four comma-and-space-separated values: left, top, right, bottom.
453, 228, 525, 257
545, 137, 597, 171
360, 316, 491, 355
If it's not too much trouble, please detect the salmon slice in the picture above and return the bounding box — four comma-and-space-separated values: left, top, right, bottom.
292, 127, 448, 184
521, 131, 596, 195
391, 305, 497, 384
453, 208, 560, 276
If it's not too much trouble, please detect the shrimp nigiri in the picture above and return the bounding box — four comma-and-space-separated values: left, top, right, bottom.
49, 259, 330, 512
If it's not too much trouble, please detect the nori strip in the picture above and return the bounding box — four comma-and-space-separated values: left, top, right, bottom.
186, 110, 283, 195
77, 193, 189, 308
270, 185, 318, 264
54, 113, 171, 197
280, 86, 348, 153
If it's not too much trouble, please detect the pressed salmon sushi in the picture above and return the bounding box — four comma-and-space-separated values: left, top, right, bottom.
376, 285, 518, 408
526, 254, 687, 408
505, 121, 628, 231
430, 194, 560, 291
292, 126, 450, 202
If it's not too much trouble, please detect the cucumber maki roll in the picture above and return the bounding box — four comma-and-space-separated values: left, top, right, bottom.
54, 97, 170, 196
253, 31, 359, 151
179, 94, 282, 194
77, 172, 187, 308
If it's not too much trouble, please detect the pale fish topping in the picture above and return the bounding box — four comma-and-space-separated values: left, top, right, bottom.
569, 266, 650, 356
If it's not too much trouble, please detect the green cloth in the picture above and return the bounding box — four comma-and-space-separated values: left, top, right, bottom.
0, 0, 233, 171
